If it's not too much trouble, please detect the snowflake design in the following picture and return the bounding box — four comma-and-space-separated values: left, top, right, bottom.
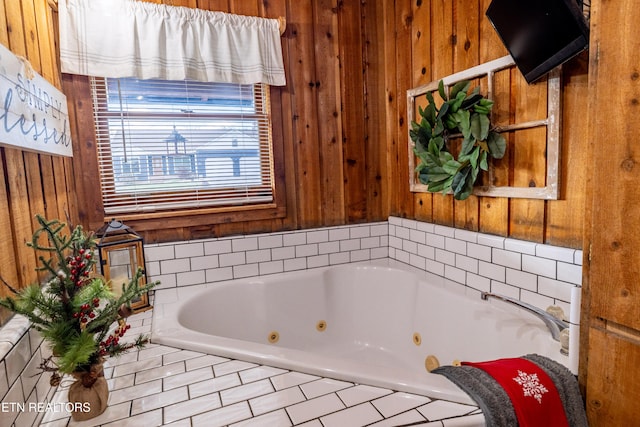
513, 370, 549, 404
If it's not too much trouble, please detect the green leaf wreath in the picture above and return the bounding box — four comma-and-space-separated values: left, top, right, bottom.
410, 79, 507, 200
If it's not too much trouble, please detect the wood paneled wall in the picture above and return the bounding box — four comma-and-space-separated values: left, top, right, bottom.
65, 0, 589, 251
0, 0, 589, 308
378, 0, 590, 249
581, 0, 640, 424
67, 0, 389, 242
0, 0, 77, 324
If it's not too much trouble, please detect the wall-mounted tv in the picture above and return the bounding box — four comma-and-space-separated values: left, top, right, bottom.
485, 0, 589, 84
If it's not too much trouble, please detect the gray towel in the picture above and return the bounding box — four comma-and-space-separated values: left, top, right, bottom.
432, 354, 588, 427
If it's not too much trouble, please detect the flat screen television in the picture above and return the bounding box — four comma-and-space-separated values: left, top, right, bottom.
485, 0, 589, 84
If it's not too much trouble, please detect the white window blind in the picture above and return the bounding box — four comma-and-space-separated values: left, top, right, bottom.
90, 77, 275, 215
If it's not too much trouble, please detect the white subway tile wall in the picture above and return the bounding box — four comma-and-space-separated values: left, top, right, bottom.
144, 216, 582, 326
387, 216, 583, 318
0, 316, 57, 427
144, 222, 390, 290
0, 216, 583, 426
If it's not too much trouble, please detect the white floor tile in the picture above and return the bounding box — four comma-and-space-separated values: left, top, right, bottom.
320, 402, 384, 427
134, 361, 186, 384
162, 419, 192, 427
40, 389, 73, 423
108, 378, 162, 405
337, 384, 393, 407
112, 357, 163, 377
163, 392, 222, 424
101, 408, 162, 427
220, 378, 274, 406
249, 385, 306, 415
162, 366, 213, 390
296, 419, 324, 427
239, 365, 288, 383
299, 378, 353, 399
67, 401, 131, 427
286, 393, 345, 425
372, 392, 431, 418
136, 345, 180, 361
131, 386, 188, 415
368, 409, 428, 427
185, 354, 230, 371
418, 399, 477, 421
108, 373, 135, 391
442, 413, 486, 426
213, 360, 258, 377
104, 351, 138, 367
191, 401, 253, 427
189, 373, 242, 398
39, 419, 70, 427
231, 408, 293, 427
270, 371, 320, 390
162, 349, 205, 365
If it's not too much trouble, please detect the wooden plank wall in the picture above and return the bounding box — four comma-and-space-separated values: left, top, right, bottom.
65, 0, 589, 251
375, 0, 590, 249
0, 0, 77, 325
0, 0, 590, 304
581, 0, 640, 424
67, 0, 389, 242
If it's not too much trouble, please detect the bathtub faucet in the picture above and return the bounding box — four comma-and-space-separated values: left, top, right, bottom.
480, 292, 569, 342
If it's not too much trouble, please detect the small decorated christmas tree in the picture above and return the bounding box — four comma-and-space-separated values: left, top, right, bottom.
0, 215, 158, 393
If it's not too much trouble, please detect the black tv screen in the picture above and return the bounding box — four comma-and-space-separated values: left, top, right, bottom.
486, 0, 589, 84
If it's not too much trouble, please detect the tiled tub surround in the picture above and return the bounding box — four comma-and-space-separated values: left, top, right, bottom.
152, 259, 567, 404
386, 217, 583, 374
0, 315, 57, 427
145, 217, 582, 370
0, 216, 583, 426
143, 222, 390, 292
144, 218, 581, 314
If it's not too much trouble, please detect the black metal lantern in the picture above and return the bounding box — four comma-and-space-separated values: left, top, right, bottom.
94, 219, 151, 313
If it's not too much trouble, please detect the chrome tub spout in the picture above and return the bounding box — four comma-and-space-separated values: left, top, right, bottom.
480, 292, 569, 342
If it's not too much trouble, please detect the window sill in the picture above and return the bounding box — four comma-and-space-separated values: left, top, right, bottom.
98, 203, 287, 243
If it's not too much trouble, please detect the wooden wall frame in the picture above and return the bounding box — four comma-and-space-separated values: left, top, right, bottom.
406, 55, 562, 200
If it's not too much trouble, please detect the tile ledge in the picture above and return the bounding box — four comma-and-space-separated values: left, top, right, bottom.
0, 314, 30, 360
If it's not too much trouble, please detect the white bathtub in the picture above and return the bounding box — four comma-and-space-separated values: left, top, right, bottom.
151, 259, 568, 405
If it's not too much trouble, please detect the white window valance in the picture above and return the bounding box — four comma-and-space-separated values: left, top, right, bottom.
58, 0, 286, 86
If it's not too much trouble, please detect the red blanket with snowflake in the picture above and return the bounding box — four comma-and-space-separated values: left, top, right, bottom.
463, 358, 569, 427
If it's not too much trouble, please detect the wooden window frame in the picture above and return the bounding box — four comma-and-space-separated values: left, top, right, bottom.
90, 78, 276, 215
65, 74, 287, 236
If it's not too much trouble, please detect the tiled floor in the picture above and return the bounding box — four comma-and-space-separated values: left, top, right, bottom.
39, 311, 484, 427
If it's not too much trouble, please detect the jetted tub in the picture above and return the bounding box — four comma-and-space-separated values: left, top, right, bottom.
151, 259, 568, 404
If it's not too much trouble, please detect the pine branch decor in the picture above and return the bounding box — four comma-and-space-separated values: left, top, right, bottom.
0, 215, 159, 378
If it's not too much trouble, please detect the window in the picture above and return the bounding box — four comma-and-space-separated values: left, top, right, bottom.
90, 78, 275, 215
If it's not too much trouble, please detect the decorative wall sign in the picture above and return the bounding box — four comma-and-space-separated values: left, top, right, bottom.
0, 42, 72, 157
